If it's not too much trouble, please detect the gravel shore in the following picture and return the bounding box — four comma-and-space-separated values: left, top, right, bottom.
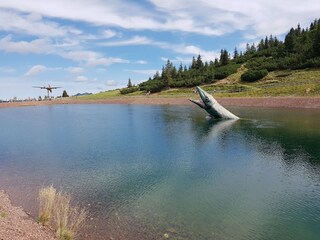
0, 189, 56, 240
1, 96, 320, 109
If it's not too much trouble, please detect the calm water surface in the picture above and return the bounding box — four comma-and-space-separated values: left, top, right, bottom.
0, 104, 319, 240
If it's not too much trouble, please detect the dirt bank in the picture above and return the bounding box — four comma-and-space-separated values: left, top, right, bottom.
1, 96, 320, 109
0, 189, 56, 240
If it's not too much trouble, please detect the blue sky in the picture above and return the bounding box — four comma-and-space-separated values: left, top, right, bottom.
0, 0, 319, 99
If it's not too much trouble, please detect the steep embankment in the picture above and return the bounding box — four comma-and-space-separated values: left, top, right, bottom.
0, 190, 56, 240
77, 68, 320, 100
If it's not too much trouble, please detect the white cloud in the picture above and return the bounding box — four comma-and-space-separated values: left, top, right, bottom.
101, 35, 219, 61
0, 10, 78, 38
68, 67, 84, 74
96, 68, 107, 72
105, 80, 118, 86
0, 1, 161, 31
150, 0, 320, 38
129, 69, 159, 75
0, 35, 53, 54
0, 0, 319, 38
162, 56, 193, 64
75, 75, 98, 82
61, 50, 129, 66
159, 43, 219, 62
136, 60, 147, 64
1, 0, 319, 48
173, 45, 220, 62
75, 75, 88, 82
0, 67, 16, 73
101, 29, 117, 39
101, 36, 151, 47
25, 65, 47, 76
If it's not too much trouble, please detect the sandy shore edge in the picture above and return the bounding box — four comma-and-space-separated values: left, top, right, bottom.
1, 96, 320, 109
0, 189, 56, 240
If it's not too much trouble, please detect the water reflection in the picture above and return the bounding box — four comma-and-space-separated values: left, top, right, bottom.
0, 105, 319, 240
192, 118, 238, 141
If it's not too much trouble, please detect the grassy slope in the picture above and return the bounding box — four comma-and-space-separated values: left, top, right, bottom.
79, 68, 320, 100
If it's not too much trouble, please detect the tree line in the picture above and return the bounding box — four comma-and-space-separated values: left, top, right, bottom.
121, 19, 320, 94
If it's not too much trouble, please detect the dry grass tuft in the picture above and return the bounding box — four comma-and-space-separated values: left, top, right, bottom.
38, 186, 87, 240
38, 185, 56, 225
53, 192, 87, 240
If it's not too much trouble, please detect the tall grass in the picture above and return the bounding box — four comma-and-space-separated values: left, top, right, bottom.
38, 186, 87, 240
53, 192, 87, 240
39, 185, 56, 225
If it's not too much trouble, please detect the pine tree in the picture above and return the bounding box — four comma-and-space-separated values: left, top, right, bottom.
214, 58, 219, 67
153, 71, 160, 80
264, 36, 269, 49
195, 54, 204, 70
191, 56, 197, 69
178, 63, 183, 78
233, 47, 239, 59
284, 28, 295, 52
219, 49, 229, 65
127, 78, 132, 88
62, 90, 69, 97
258, 39, 265, 51
313, 26, 320, 57
250, 43, 256, 52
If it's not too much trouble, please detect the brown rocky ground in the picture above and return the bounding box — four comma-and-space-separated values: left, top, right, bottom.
1, 96, 320, 109
0, 190, 56, 240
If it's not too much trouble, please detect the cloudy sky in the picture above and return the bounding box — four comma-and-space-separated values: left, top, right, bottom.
0, 0, 319, 99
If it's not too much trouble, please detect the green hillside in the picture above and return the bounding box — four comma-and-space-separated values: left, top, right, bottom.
80, 19, 320, 99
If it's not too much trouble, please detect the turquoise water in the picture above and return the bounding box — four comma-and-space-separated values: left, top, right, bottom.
0, 104, 319, 239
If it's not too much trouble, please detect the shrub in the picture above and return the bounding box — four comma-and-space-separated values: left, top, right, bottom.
53, 192, 87, 240
120, 86, 139, 94
215, 70, 230, 79
241, 69, 268, 82
215, 63, 240, 80
301, 57, 320, 68
184, 78, 202, 87
139, 80, 164, 93
38, 185, 56, 225
169, 80, 186, 88
246, 56, 279, 71
38, 186, 87, 240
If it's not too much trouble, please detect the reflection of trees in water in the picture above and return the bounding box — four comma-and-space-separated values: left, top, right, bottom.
232, 119, 320, 170
190, 116, 319, 168
191, 118, 238, 143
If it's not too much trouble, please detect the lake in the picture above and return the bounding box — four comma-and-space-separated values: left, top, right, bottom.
0, 104, 319, 240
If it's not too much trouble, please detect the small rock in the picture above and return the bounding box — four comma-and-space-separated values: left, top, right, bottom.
167, 227, 177, 234
164, 233, 169, 238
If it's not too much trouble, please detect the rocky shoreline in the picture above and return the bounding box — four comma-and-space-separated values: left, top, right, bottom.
1, 96, 320, 109
0, 189, 56, 240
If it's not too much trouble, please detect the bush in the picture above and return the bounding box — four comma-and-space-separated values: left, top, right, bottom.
169, 80, 186, 88
120, 86, 139, 95
53, 192, 87, 240
139, 80, 164, 93
38, 185, 56, 225
241, 69, 268, 82
246, 56, 278, 71
300, 57, 320, 68
215, 70, 230, 80
38, 186, 87, 240
184, 78, 202, 87
215, 63, 240, 80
